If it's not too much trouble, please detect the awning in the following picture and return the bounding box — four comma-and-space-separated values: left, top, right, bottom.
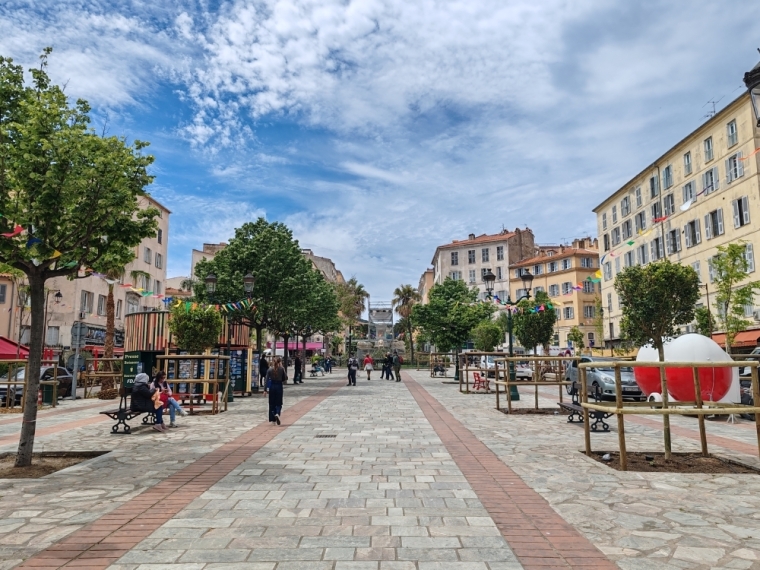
712, 330, 760, 349
275, 342, 324, 351
0, 336, 29, 360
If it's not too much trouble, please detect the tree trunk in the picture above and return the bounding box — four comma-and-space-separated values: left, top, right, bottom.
301, 334, 306, 378
15, 273, 45, 467
104, 284, 115, 359
283, 334, 289, 379
407, 320, 414, 364
656, 339, 672, 460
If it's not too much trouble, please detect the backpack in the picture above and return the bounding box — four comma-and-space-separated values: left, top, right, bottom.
349, 358, 359, 371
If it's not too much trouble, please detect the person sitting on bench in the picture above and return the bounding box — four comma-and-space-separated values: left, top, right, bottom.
131, 373, 166, 433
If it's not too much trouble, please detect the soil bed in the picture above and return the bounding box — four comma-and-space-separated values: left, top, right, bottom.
499, 408, 558, 415
589, 451, 760, 474
0, 451, 107, 478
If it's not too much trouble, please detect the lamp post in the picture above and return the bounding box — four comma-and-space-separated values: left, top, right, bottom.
744, 53, 760, 127
485, 268, 533, 399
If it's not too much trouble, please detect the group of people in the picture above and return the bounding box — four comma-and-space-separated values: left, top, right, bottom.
346, 350, 402, 385
131, 371, 188, 433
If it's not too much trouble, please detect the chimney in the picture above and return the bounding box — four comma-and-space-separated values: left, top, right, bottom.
468, 233, 475, 240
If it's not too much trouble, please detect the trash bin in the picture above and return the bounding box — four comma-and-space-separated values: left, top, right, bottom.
41, 383, 55, 405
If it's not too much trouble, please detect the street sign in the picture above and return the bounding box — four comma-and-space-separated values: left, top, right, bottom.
71, 323, 88, 348
122, 351, 141, 389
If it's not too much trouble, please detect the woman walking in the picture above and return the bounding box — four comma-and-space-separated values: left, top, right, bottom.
363, 353, 374, 381
264, 356, 286, 425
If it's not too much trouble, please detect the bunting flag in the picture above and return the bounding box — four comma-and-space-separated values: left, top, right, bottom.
1, 225, 23, 238
680, 199, 693, 212
626, 240, 635, 246
739, 147, 760, 161
26, 237, 42, 249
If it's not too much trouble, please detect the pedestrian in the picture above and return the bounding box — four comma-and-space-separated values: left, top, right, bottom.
347, 353, 359, 386
264, 356, 286, 425
153, 371, 187, 428
294, 356, 303, 384
383, 352, 392, 380
259, 354, 269, 388
131, 372, 166, 432
325, 356, 332, 373
392, 350, 402, 382
363, 353, 374, 381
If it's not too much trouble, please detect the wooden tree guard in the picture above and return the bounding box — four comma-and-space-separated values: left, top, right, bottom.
578, 360, 760, 471
157, 354, 231, 415
459, 351, 511, 393
492, 356, 577, 413
428, 352, 452, 377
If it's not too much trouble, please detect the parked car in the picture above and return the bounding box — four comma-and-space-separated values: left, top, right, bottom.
739, 347, 760, 378
0, 366, 73, 404
565, 356, 644, 400
478, 355, 531, 379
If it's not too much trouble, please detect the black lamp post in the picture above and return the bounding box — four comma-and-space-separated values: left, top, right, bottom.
501, 270, 533, 388
744, 54, 760, 127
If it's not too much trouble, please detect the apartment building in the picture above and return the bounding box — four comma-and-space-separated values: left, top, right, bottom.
430, 228, 536, 299
190, 242, 228, 281
593, 93, 759, 346
417, 269, 435, 304
301, 249, 345, 284
509, 238, 600, 348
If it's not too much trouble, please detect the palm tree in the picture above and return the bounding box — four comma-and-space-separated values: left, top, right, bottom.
392, 284, 421, 362
335, 277, 369, 353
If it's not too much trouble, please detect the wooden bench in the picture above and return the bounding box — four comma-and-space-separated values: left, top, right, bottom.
100, 389, 157, 434
558, 388, 611, 432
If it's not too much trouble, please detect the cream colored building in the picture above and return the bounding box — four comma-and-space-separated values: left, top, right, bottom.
190, 242, 227, 281
593, 93, 759, 346
417, 269, 435, 304
430, 228, 536, 300
301, 249, 345, 284
508, 238, 600, 348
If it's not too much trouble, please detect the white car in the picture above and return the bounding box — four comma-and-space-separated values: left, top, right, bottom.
478, 355, 532, 379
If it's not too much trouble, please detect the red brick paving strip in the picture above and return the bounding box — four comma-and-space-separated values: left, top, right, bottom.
404, 373, 617, 570
17, 380, 346, 570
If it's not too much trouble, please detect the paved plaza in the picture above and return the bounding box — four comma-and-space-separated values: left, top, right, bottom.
0, 370, 759, 570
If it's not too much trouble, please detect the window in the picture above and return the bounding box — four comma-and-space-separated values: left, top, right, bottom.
603, 234, 610, 252
746, 243, 756, 273
615, 257, 620, 274
533, 264, 543, 275
0, 284, 5, 304
496, 267, 503, 280
469, 269, 476, 283
650, 237, 664, 261
636, 244, 648, 265
635, 212, 646, 233
549, 284, 559, 297
584, 305, 595, 319
97, 294, 107, 316
45, 326, 59, 346
682, 181, 695, 204
451, 252, 459, 265
80, 290, 94, 314
602, 213, 608, 230
649, 175, 659, 198
708, 257, 716, 282
684, 151, 692, 176
588, 332, 595, 345
496, 246, 504, 261
157, 228, 163, 245
555, 308, 562, 320
704, 208, 724, 239
666, 229, 681, 254
620, 220, 632, 240
603, 262, 612, 281
684, 219, 701, 247
691, 261, 701, 282
704, 136, 714, 161
733, 196, 751, 228
703, 166, 720, 194
116, 300, 122, 319
606, 293, 612, 312
562, 282, 573, 294
481, 248, 490, 262
516, 288, 528, 298
624, 251, 634, 268
581, 257, 594, 268
621, 196, 631, 217
533, 286, 544, 294
635, 187, 642, 207
609, 322, 614, 339
563, 306, 574, 320
612, 205, 618, 224
582, 281, 595, 294
663, 193, 675, 216
662, 165, 673, 189
480, 268, 489, 280
449, 271, 462, 281
727, 120, 738, 147
726, 152, 745, 183
154, 280, 162, 295
468, 250, 475, 264
144, 247, 152, 264
561, 258, 572, 270
745, 303, 755, 318
20, 326, 30, 345
548, 261, 558, 272
651, 201, 662, 220
126, 294, 139, 315
155, 253, 163, 269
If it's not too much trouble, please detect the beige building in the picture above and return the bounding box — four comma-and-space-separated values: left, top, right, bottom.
417, 269, 435, 304
430, 228, 536, 300
593, 92, 759, 346
190, 243, 227, 282
301, 249, 345, 284
509, 238, 600, 348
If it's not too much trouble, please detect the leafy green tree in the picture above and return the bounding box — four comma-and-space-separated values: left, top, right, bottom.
392, 284, 421, 362
567, 326, 585, 350
694, 306, 714, 338
412, 279, 494, 352
711, 243, 760, 355
168, 303, 223, 354
512, 291, 557, 354
0, 51, 159, 467
471, 320, 503, 352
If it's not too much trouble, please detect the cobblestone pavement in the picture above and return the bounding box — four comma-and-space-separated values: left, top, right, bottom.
2, 369, 760, 570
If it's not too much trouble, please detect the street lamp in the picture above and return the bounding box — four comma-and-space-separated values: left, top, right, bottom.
54, 291, 63, 305
483, 269, 496, 298
502, 270, 533, 394
743, 54, 760, 127
205, 273, 217, 295
243, 272, 255, 295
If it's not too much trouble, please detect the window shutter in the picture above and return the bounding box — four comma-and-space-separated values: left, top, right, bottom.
708, 258, 714, 282
666, 234, 672, 255
702, 172, 707, 193
650, 241, 656, 261
733, 199, 741, 228
743, 196, 751, 225
713, 167, 720, 191
676, 232, 681, 252
717, 208, 724, 235
684, 225, 691, 248
726, 158, 732, 184
704, 214, 712, 239
747, 243, 755, 272
695, 219, 701, 244
738, 151, 745, 177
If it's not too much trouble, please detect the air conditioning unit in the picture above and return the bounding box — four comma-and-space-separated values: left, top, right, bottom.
753, 310, 760, 321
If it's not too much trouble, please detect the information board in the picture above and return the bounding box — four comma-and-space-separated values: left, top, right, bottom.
122, 351, 141, 389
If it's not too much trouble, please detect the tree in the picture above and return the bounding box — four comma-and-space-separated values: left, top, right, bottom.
567, 326, 585, 350
712, 243, 760, 355
412, 279, 494, 353
592, 296, 604, 351
694, 306, 714, 337
472, 321, 502, 352
512, 291, 557, 354
168, 303, 223, 354
335, 277, 369, 352
0, 51, 159, 467
392, 284, 421, 362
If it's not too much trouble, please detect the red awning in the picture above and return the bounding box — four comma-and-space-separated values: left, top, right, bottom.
712, 330, 760, 349
275, 342, 324, 351
0, 336, 29, 360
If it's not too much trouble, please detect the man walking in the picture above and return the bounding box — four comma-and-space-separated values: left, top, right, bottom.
382, 352, 392, 380
392, 350, 402, 382
347, 353, 359, 386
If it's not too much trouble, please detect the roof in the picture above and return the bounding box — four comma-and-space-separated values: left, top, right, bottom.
511, 248, 599, 268
144, 194, 172, 214
430, 230, 521, 265
712, 330, 760, 349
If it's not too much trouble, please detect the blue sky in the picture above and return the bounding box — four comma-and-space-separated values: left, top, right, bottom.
2, 0, 759, 301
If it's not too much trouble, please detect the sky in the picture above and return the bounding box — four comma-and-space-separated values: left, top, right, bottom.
1, 0, 759, 302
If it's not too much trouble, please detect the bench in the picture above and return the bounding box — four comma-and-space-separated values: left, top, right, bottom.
558, 388, 611, 432
100, 389, 157, 434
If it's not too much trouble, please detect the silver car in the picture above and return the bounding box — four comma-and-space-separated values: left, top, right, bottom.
565, 357, 644, 400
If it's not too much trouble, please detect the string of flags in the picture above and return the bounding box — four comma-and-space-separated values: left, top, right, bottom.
161, 297, 257, 314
